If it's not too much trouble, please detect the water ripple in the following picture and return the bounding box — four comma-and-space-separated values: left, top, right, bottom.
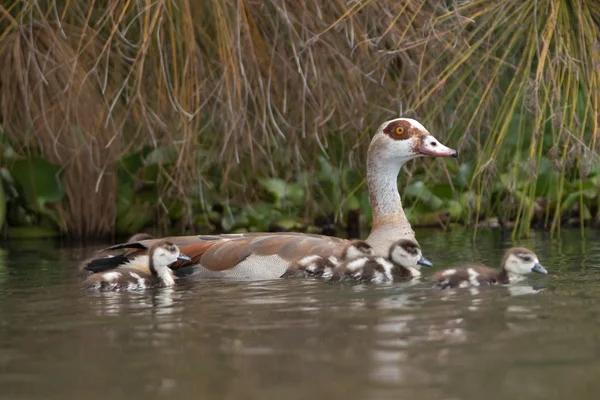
0, 229, 599, 399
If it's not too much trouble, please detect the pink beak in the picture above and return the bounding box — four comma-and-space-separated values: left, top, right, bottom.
418, 134, 458, 158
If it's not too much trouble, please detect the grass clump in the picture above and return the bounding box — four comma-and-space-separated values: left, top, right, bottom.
0, 0, 597, 239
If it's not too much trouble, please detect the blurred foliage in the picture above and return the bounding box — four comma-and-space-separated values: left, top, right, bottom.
0, 0, 598, 239
0, 148, 66, 238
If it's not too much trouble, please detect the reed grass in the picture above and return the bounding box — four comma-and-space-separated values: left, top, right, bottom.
0, 0, 598, 238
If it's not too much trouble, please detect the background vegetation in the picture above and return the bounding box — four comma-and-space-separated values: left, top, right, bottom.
0, 0, 598, 240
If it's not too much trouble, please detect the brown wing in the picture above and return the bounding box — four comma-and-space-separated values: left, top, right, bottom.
432, 265, 498, 288
92, 232, 348, 272
432, 268, 469, 288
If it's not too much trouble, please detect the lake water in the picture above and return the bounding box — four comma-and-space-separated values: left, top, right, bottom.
1, 228, 600, 400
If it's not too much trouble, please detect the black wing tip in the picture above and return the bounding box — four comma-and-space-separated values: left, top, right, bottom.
85, 254, 130, 273
96, 242, 148, 254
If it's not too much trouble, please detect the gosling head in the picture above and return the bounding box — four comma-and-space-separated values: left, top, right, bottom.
149, 240, 191, 272
502, 247, 547, 276
341, 240, 375, 260
388, 239, 433, 269
369, 118, 458, 166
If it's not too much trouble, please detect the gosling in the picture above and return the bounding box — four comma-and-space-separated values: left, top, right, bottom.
432, 247, 548, 289
280, 239, 375, 279
329, 239, 433, 283
82, 240, 191, 291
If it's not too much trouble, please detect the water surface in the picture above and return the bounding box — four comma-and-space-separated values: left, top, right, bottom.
1, 228, 600, 400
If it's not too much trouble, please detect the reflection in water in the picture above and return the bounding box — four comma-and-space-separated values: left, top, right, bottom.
0, 228, 599, 399
507, 284, 544, 296
90, 287, 181, 317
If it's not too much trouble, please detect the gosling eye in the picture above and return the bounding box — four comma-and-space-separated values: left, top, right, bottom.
521, 255, 532, 262
169, 246, 176, 253
403, 246, 418, 255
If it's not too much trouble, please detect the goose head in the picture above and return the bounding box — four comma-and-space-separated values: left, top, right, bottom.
388, 238, 433, 269
503, 247, 547, 276
149, 240, 192, 272
341, 240, 376, 260
369, 118, 457, 164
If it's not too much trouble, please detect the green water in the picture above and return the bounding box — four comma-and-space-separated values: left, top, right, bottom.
1, 228, 600, 400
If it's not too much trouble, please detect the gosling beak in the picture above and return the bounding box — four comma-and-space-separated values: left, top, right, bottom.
531, 262, 548, 275
417, 256, 433, 268
418, 134, 458, 158
177, 254, 192, 262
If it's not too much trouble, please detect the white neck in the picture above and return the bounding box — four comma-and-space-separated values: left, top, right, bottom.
507, 272, 525, 284
157, 269, 175, 286
407, 266, 421, 277
365, 154, 416, 255
151, 252, 176, 286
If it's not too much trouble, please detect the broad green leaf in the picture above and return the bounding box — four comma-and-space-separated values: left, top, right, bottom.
581, 204, 592, 220
118, 147, 151, 183
560, 192, 580, 213
344, 194, 360, 211
260, 178, 286, 202
404, 181, 444, 211
116, 183, 135, 217
455, 162, 474, 189
273, 218, 303, 231
115, 200, 154, 235
146, 146, 177, 165
430, 183, 454, 201
286, 183, 305, 205
10, 157, 65, 210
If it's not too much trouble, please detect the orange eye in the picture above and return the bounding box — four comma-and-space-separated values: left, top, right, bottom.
395, 126, 405, 135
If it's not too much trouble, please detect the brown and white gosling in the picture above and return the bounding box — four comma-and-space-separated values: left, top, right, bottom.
281, 240, 375, 279
77, 233, 155, 280
431, 247, 548, 289
329, 239, 433, 283
82, 240, 191, 291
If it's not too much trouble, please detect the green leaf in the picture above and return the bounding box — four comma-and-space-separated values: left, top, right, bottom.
10, 157, 65, 210
115, 200, 154, 235
404, 181, 427, 199
118, 148, 150, 183
535, 159, 560, 200
560, 192, 580, 213
404, 181, 444, 211
260, 178, 287, 203
430, 183, 454, 201
246, 202, 278, 230
145, 146, 177, 165
272, 218, 303, 231
0, 180, 5, 231
344, 194, 360, 211
286, 183, 305, 205
116, 183, 135, 218
7, 226, 60, 239
259, 178, 304, 207
581, 204, 592, 220
165, 199, 184, 220
446, 199, 464, 220
141, 164, 160, 182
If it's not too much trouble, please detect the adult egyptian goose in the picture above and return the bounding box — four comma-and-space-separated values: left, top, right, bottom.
88, 118, 457, 280
281, 239, 375, 279
82, 240, 191, 291
432, 247, 548, 289
330, 238, 432, 283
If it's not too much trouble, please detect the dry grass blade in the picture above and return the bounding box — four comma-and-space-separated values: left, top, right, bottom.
0, 0, 597, 238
